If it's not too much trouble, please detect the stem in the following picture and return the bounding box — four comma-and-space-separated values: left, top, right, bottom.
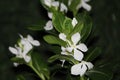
80, 76, 84, 80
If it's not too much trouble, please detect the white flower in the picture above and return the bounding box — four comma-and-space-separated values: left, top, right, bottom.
67, 33, 88, 61
9, 45, 31, 63
71, 61, 94, 76
44, 20, 53, 30
60, 3, 68, 13
72, 18, 78, 27
76, 0, 91, 11
59, 32, 88, 61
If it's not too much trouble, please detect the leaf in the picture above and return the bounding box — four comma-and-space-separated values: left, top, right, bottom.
62, 17, 73, 35
86, 68, 113, 80
48, 54, 78, 64
17, 75, 26, 80
27, 25, 44, 31
43, 35, 66, 46
11, 57, 25, 64
84, 47, 101, 62
52, 11, 65, 32
28, 53, 50, 80
76, 13, 92, 42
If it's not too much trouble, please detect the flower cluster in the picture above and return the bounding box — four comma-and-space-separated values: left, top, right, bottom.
59, 18, 93, 76
44, 0, 91, 31
9, 35, 40, 66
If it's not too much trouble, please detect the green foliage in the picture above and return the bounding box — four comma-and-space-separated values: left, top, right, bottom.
43, 35, 67, 46
84, 47, 101, 61
52, 11, 65, 32
87, 68, 113, 80
28, 52, 50, 80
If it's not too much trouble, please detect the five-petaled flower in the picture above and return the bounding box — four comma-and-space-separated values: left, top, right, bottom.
71, 61, 94, 76
9, 34, 40, 66
59, 32, 88, 61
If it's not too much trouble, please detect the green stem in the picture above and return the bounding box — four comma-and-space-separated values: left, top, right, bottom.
28, 64, 45, 80
80, 76, 84, 80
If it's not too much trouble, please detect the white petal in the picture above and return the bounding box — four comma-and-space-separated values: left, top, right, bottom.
85, 62, 94, 69
73, 49, 83, 61
9, 47, 18, 55
60, 3, 68, 13
61, 51, 68, 55
66, 47, 73, 52
44, 0, 52, 7
51, 1, 59, 8
61, 46, 66, 51
44, 20, 53, 31
24, 55, 31, 63
71, 63, 82, 75
72, 18, 78, 27
68, 0, 72, 6
77, 43, 88, 52
13, 62, 19, 67
82, 2, 91, 11
84, 0, 90, 2
71, 33, 81, 45
48, 12, 53, 19
60, 60, 65, 67
27, 35, 34, 42
30, 40, 40, 46
79, 64, 87, 76
59, 33, 66, 41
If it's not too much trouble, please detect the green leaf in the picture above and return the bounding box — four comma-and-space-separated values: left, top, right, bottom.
76, 13, 92, 42
11, 57, 25, 64
48, 54, 78, 64
27, 25, 44, 31
17, 75, 26, 80
68, 0, 80, 16
52, 11, 65, 32
43, 35, 66, 46
84, 47, 101, 62
28, 53, 50, 80
86, 68, 113, 80
62, 17, 73, 35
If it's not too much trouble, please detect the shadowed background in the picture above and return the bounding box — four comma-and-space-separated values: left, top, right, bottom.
0, 0, 120, 80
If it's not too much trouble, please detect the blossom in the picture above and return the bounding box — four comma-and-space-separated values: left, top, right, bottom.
59, 32, 88, 61
72, 18, 78, 27
9, 45, 31, 63
44, 20, 53, 31
48, 12, 53, 19
71, 61, 94, 76
60, 3, 68, 13
76, 0, 91, 11
9, 34, 40, 65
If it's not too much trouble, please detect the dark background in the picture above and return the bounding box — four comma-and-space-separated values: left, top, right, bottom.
0, 0, 120, 80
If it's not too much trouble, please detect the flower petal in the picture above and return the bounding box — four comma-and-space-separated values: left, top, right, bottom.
82, 1, 91, 11
51, 1, 59, 8
44, 20, 53, 31
48, 12, 53, 19
60, 3, 68, 13
71, 33, 81, 45
73, 49, 83, 61
30, 40, 40, 46
79, 64, 87, 76
44, 0, 52, 7
24, 55, 31, 63
72, 18, 78, 27
68, 0, 72, 6
85, 62, 94, 69
59, 33, 66, 41
77, 43, 88, 52
13, 62, 19, 67
66, 47, 73, 52
71, 63, 82, 75
9, 47, 18, 55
